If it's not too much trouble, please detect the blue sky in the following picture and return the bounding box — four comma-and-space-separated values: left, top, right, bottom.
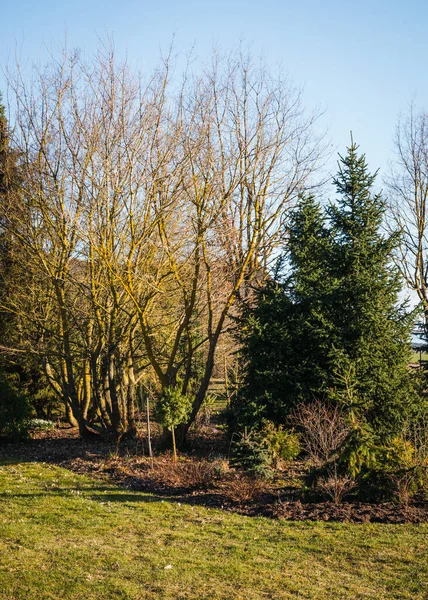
1, 0, 428, 185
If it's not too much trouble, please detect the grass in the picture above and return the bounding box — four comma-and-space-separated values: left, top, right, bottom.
0, 461, 427, 599
411, 350, 428, 362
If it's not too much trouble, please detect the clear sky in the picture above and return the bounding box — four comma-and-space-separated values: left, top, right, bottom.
1, 0, 428, 185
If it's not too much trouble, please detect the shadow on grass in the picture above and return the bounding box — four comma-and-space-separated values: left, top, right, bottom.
2, 439, 427, 524
0, 489, 164, 503
0, 438, 249, 514
0, 484, 234, 512
0, 435, 117, 463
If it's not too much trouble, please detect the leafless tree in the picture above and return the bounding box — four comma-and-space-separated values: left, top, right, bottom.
386, 105, 428, 323
1, 44, 326, 441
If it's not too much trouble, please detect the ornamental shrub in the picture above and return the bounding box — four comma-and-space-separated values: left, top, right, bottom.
230, 429, 273, 479
154, 386, 192, 461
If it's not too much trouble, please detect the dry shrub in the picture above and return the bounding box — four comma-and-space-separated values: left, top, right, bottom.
224, 474, 271, 504
317, 465, 357, 504
292, 400, 350, 466
154, 456, 219, 491
389, 470, 418, 507
411, 414, 428, 463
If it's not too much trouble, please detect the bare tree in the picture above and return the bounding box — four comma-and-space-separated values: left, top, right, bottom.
1, 44, 326, 441
128, 52, 327, 443
2, 48, 151, 436
386, 105, 428, 323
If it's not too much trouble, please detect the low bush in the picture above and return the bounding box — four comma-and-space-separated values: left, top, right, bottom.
261, 421, 300, 465
0, 370, 31, 441
292, 400, 350, 467
230, 423, 301, 478
316, 464, 357, 504
225, 473, 270, 504
153, 456, 220, 491
230, 429, 273, 479
377, 437, 428, 505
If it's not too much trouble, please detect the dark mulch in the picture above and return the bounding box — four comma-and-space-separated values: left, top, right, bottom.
0, 426, 427, 524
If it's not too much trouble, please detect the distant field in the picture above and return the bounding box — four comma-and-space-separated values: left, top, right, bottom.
411, 351, 428, 364
0, 461, 427, 599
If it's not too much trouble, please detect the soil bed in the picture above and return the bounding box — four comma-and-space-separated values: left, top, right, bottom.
0, 425, 426, 524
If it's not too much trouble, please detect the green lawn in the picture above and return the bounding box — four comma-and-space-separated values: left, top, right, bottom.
0, 461, 427, 599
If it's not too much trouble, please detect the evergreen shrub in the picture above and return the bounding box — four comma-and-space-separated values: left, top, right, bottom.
0, 370, 31, 441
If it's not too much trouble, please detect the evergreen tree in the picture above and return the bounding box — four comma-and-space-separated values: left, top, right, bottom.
0, 98, 31, 437
231, 279, 294, 428
233, 144, 416, 448
0, 93, 21, 327
285, 195, 339, 400
232, 196, 337, 427
0, 94, 17, 348
0, 94, 55, 419
328, 143, 415, 443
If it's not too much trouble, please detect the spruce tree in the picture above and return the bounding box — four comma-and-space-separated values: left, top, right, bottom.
285, 195, 339, 400
234, 145, 416, 448
0, 94, 22, 289
0, 93, 17, 341
328, 143, 414, 443
0, 94, 50, 419
232, 196, 337, 427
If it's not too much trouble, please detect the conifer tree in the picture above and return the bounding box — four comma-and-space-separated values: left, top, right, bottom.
286, 195, 339, 398
0, 93, 17, 342
328, 143, 414, 442
232, 196, 337, 427
234, 145, 416, 445
0, 96, 49, 411
0, 95, 23, 285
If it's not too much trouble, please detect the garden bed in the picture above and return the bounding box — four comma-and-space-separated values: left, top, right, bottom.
1, 425, 427, 524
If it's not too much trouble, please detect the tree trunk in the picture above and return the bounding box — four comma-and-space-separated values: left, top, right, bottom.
171, 427, 177, 462
125, 353, 137, 437
65, 402, 78, 427
82, 359, 91, 420
178, 336, 218, 447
